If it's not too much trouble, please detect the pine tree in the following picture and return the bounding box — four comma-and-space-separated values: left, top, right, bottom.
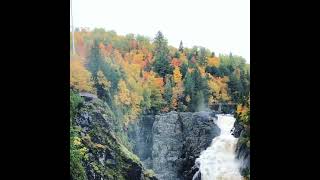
87, 39, 121, 95
198, 47, 209, 66
87, 40, 102, 75
150, 88, 165, 113
180, 63, 188, 78
193, 67, 203, 92
228, 73, 243, 103
184, 70, 194, 98
164, 75, 173, 107
152, 31, 172, 77
174, 51, 180, 58
179, 40, 184, 52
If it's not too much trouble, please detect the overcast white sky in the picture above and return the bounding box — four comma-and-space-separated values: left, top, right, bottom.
71, 0, 250, 63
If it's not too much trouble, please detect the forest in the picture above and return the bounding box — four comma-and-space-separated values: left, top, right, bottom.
70, 28, 249, 121
70, 28, 250, 180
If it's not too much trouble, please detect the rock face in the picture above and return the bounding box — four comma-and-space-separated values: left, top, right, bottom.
232, 119, 244, 138
128, 115, 155, 169
74, 98, 157, 180
129, 111, 220, 180
152, 111, 184, 180
232, 120, 250, 177
178, 111, 220, 179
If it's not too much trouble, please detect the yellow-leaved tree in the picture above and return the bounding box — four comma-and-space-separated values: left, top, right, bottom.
207, 57, 220, 67
116, 80, 131, 106
173, 67, 182, 84
207, 74, 230, 105
97, 70, 111, 90
127, 92, 142, 124
70, 58, 95, 93
172, 67, 184, 109
132, 51, 145, 65
115, 80, 142, 126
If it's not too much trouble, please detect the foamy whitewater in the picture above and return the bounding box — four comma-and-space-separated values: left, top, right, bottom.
193, 114, 242, 180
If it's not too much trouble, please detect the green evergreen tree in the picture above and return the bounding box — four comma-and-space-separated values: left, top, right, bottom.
198, 47, 209, 66
152, 31, 172, 77
150, 88, 165, 113
228, 73, 243, 103
87, 40, 102, 75
179, 40, 184, 52
180, 63, 188, 78
174, 51, 180, 58
191, 68, 210, 110
88, 41, 121, 94
184, 70, 194, 98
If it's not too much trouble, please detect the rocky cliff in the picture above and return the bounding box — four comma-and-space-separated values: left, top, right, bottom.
232, 119, 250, 178
129, 111, 220, 180
73, 97, 157, 180
128, 115, 155, 169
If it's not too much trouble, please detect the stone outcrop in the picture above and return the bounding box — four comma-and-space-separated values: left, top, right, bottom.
232, 119, 250, 178
129, 111, 220, 180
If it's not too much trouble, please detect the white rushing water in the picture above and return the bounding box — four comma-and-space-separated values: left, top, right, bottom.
193, 114, 242, 180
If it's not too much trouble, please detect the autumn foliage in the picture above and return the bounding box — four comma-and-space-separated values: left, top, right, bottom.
70, 56, 95, 93
70, 28, 249, 124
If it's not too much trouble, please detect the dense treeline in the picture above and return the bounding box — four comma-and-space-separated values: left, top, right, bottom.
70, 28, 250, 126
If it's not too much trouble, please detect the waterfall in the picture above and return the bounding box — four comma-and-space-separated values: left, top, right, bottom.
193, 114, 242, 180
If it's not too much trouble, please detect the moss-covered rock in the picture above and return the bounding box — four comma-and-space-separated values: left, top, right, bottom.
73, 97, 157, 180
